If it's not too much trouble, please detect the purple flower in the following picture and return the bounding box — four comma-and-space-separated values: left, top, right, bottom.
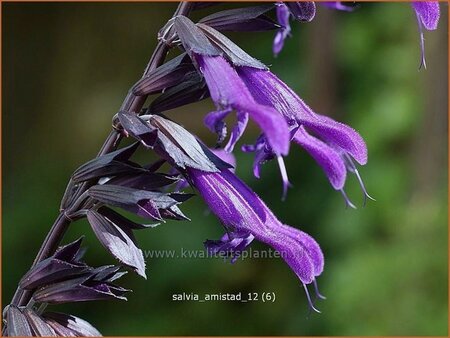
273, 3, 291, 56
196, 54, 290, 156
411, 1, 440, 69
237, 66, 372, 205
273, 2, 316, 56
187, 167, 325, 312
205, 230, 255, 264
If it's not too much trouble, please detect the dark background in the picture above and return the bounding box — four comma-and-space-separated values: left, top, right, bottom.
3, 2, 448, 336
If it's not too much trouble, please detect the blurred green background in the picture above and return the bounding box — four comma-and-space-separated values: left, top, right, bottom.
3, 2, 448, 336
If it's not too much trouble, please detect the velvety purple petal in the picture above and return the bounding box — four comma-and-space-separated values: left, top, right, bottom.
273, 3, 291, 55
197, 55, 290, 155
187, 168, 321, 284
276, 3, 291, 28
204, 109, 232, 143
273, 31, 286, 56
411, 2, 440, 69
301, 115, 368, 165
195, 55, 249, 107
188, 168, 267, 224
224, 111, 248, 152
412, 1, 440, 30
293, 126, 347, 190
253, 226, 316, 284
238, 67, 367, 164
243, 103, 290, 156
237, 67, 300, 122
276, 224, 324, 276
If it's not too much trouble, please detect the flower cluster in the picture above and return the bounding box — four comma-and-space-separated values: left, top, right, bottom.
5, 2, 441, 335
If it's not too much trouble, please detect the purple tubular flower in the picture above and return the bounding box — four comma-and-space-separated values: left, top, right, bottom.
412, 1, 440, 30
187, 167, 324, 312
195, 54, 290, 156
273, 2, 315, 55
237, 67, 371, 204
411, 1, 440, 69
273, 3, 291, 56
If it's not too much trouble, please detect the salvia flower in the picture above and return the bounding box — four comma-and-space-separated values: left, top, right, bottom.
196, 54, 290, 156
117, 112, 324, 310
273, 2, 316, 56
411, 1, 440, 68
173, 16, 290, 156
186, 167, 325, 312
273, 3, 291, 56
237, 66, 371, 204
205, 230, 255, 264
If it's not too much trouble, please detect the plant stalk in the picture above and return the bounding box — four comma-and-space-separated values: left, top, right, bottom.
8, 1, 193, 310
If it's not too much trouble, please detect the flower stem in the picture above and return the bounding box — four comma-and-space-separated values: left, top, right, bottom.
8, 1, 193, 310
